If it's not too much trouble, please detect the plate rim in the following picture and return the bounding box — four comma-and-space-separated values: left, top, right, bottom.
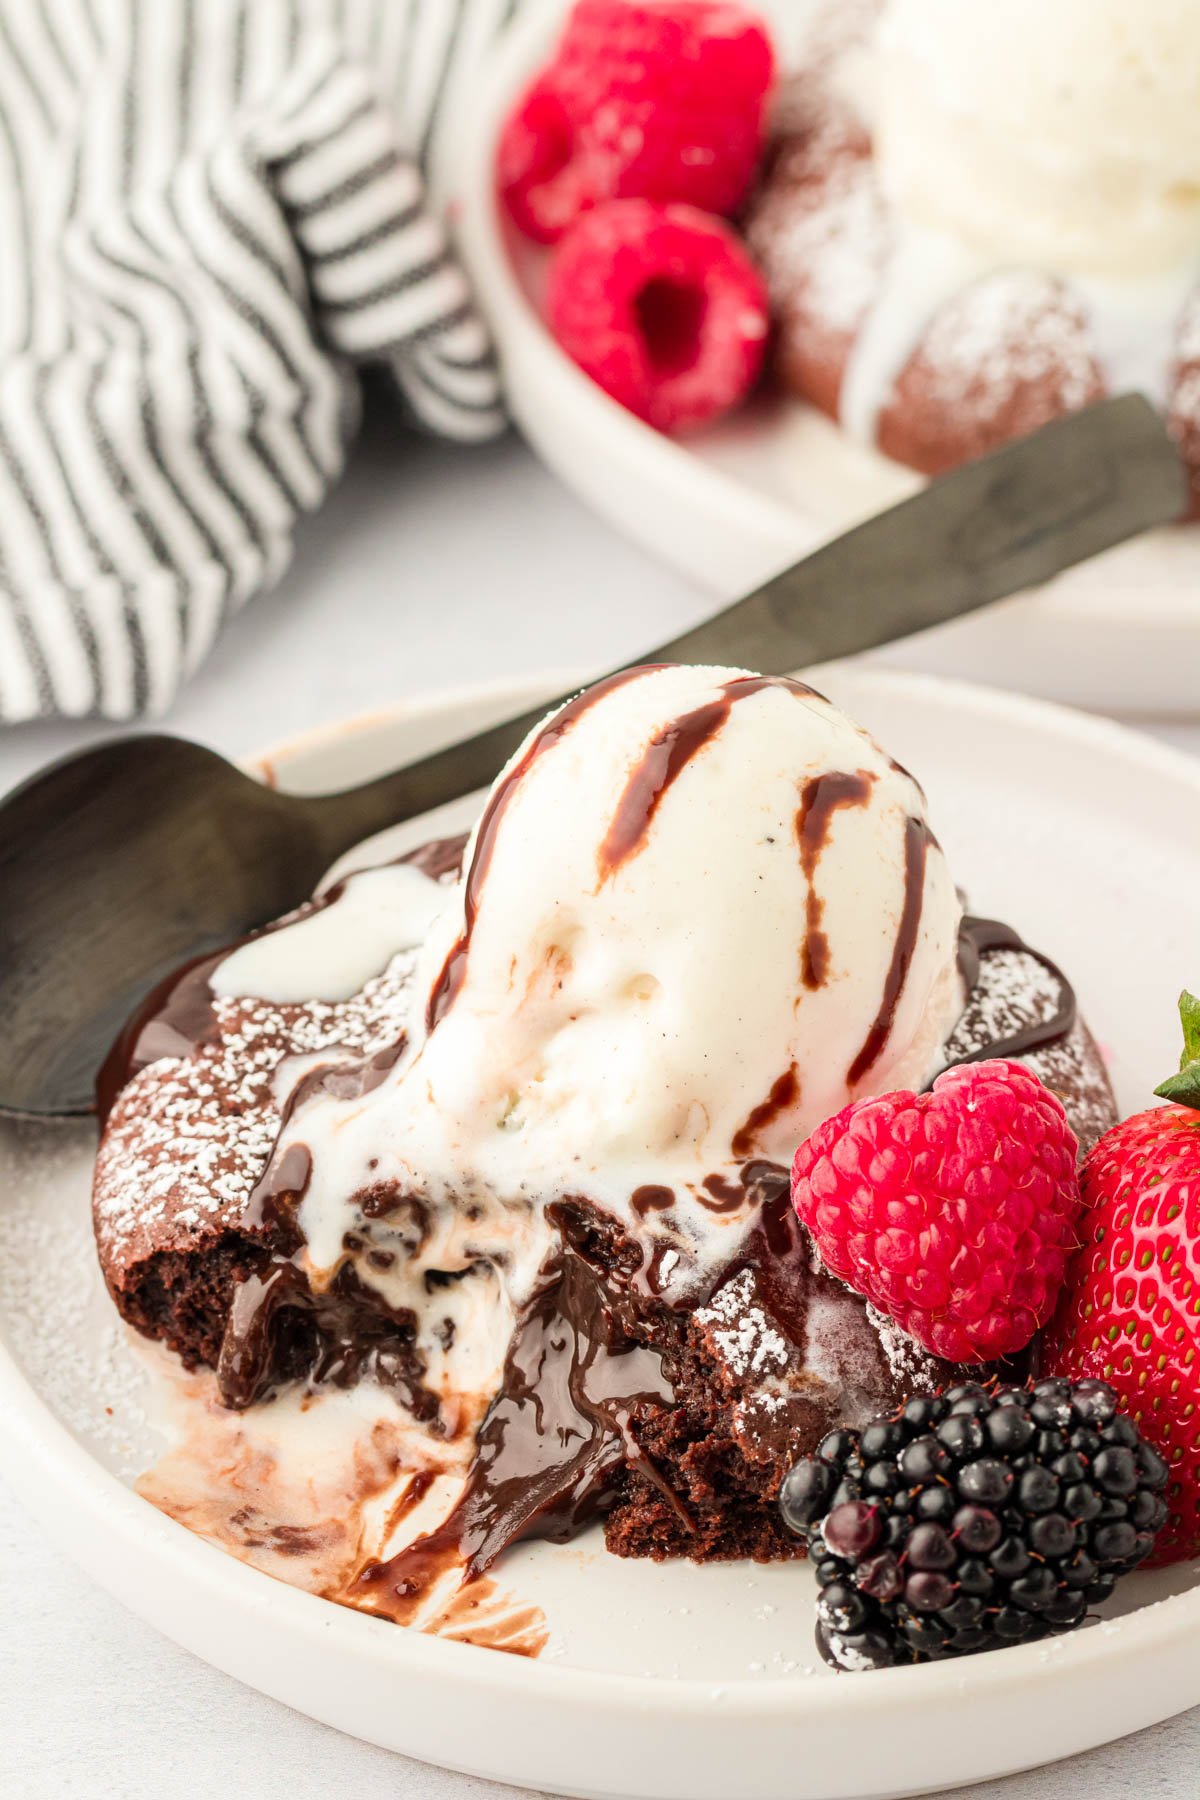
1, 664, 1199, 1754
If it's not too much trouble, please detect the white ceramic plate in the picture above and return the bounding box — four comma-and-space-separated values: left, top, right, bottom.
452, 0, 1200, 715
2, 668, 1199, 1800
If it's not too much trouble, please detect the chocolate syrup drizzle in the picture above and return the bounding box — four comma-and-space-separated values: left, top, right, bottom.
598, 673, 819, 881
795, 769, 876, 989
848, 815, 933, 1086
215, 1256, 442, 1417
425, 668, 653, 1033
630, 1184, 674, 1218
96, 942, 232, 1125
730, 1065, 801, 1160
426, 671, 819, 1030
349, 1202, 685, 1613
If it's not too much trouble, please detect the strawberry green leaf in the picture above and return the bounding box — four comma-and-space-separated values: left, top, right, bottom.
1154, 989, 1200, 1109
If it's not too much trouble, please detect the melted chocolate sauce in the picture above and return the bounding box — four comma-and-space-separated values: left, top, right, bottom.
734, 1166, 821, 1345
848, 816, 931, 1086
96, 835, 469, 1124
426, 670, 653, 1032
401, 836, 472, 885
724, 674, 820, 705
243, 1142, 311, 1241
358, 1185, 431, 1233
948, 916, 1077, 1067
241, 1036, 412, 1241
96, 942, 232, 1124
630, 1184, 675, 1217
215, 1256, 442, 1415
596, 675, 818, 880
598, 693, 733, 878
730, 1065, 800, 1160
642, 1241, 682, 1296
351, 1204, 683, 1608
699, 1171, 750, 1214
386, 1468, 438, 1535
288, 1035, 408, 1123
795, 769, 875, 989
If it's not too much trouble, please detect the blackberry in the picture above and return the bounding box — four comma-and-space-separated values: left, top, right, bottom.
778, 1378, 1168, 1672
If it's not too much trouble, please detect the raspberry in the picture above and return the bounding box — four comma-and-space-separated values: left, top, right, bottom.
779, 1378, 1169, 1670
1043, 990, 1200, 1565
791, 1060, 1081, 1363
546, 199, 768, 432
498, 1, 774, 243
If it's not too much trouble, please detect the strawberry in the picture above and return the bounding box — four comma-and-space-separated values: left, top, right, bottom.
1043, 990, 1200, 1565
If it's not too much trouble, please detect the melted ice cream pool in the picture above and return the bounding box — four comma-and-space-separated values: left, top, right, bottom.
213, 864, 446, 1004
137, 1352, 548, 1654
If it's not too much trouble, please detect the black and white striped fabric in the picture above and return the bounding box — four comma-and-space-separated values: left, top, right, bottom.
0, 0, 519, 724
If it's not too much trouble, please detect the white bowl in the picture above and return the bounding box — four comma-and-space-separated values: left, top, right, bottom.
452, 0, 1200, 715
1, 667, 1198, 1800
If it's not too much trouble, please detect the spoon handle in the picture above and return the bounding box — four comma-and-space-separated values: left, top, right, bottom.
304, 395, 1186, 863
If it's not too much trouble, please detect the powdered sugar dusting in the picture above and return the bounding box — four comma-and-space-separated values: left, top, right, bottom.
941, 946, 1115, 1153
803, 1253, 942, 1405
93, 950, 420, 1271
748, 142, 887, 339
945, 947, 1062, 1064
695, 1269, 790, 1379
825, 1631, 877, 1672
914, 272, 1099, 416
747, 3, 889, 340
864, 1301, 927, 1386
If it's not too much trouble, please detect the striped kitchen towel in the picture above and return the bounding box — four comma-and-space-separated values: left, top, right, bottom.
0, 0, 520, 725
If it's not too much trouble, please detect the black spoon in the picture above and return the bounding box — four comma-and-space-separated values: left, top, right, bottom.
0, 395, 1185, 1119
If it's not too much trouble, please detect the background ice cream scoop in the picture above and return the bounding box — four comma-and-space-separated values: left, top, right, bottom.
874, 0, 1200, 275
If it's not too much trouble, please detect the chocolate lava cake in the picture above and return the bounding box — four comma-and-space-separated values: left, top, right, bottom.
94, 839, 1116, 1577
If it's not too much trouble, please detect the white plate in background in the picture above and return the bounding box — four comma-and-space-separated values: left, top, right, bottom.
452, 0, 1200, 715
1, 669, 1199, 1800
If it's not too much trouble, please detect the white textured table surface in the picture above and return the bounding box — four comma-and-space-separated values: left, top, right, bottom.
1, 417, 1197, 1800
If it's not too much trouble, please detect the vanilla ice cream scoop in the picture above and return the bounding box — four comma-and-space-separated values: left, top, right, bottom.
875, 0, 1200, 276
286, 666, 964, 1316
